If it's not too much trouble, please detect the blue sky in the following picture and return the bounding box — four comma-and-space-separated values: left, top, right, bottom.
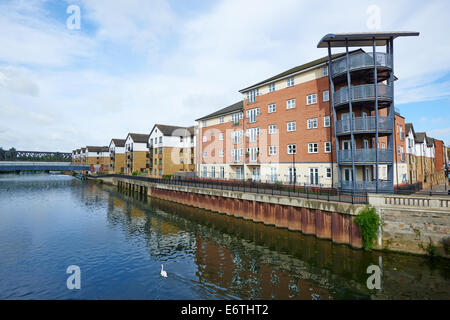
0, 0, 449, 151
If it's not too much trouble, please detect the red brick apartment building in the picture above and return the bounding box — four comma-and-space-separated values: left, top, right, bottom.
197, 32, 420, 193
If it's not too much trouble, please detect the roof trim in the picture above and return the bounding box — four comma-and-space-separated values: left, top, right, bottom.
317, 31, 419, 48
239, 49, 364, 93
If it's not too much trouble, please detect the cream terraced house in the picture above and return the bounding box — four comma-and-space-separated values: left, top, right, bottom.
148, 124, 196, 178
124, 133, 150, 175
108, 138, 126, 174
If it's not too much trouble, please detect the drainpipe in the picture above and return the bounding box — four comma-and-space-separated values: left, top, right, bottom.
327, 42, 339, 190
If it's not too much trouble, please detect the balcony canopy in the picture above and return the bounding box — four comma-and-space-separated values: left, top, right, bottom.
317, 31, 419, 48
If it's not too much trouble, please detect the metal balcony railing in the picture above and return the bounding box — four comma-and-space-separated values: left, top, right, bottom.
334, 84, 393, 106
336, 116, 393, 134
338, 149, 393, 163
341, 180, 393, 192
332, 52, 392, 77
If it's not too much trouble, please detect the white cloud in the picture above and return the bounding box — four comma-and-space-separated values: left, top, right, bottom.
0, 0, 449, 150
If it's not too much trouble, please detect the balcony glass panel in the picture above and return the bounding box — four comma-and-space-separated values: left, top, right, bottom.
336, 116, 393, 134
338, 149, 393, 163
334, 84, 393, 106
332, 52, 392, 76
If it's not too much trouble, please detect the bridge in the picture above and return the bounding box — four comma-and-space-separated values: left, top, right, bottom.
0, 150, 72, 161
0, 161, 90, 172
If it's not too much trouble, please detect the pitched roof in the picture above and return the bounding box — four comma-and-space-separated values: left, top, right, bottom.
239, 49, 364, 93
127, 133, 150, 143
86, 146, 109, 152
415, 132, 427, 144
151, 124, 195, 137
110, 138, 125, 147
426, 137, 435, 148
196, 100, 244, 121
405, 123, 415, 137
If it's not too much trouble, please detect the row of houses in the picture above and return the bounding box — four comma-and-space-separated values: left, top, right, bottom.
73, 125, 196, 178
72, 32, 449, 192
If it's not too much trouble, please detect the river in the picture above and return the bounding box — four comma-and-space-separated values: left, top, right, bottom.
0, 174, 448, 299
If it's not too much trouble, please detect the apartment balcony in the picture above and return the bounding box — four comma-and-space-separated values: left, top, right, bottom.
336, 116, 393, 136
338, 148, 393, 164
341, 180, 393, 192
334, 84, 393, 107
332, 52, 392, 79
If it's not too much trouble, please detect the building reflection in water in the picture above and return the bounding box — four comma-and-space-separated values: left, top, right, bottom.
88, 182, 449, 300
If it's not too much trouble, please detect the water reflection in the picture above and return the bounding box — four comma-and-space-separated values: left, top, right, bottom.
0, 174, 448, 300
104, 182, 450, 300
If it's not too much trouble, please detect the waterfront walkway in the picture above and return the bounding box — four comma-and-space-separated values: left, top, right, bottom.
90, 174, 369, 204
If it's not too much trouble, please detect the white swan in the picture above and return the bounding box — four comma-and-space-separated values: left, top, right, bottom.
160, 264, 167, 278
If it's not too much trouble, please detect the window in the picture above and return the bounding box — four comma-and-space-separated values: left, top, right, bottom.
269, 83, 275, 92
202, 166, 207, 178
159, 148, 162, 154
269, 146, 277, 155
203, 151, 207, 158
381, 143, 386, 149
326, 168, 332, 178
287, 144, 296, 155
268, 104, 276, 113
324, 116, 331, 127
219, 167, 224, 179
306, 94, 317, 105
268, 124, 277, 134
307, 118, 318, 129
211, 167, 215, 178
287, 76, 294, 87
309, 168, 319, 185
247, 108, 260, 123
247, 127, 260, 143
322, 66, 328, 77
324, 142, 331, 153
202, 136, 207, 143
180, 136, 184, 143
287, 121, 296, 132
323, 90, 329, 102
286, 99, 296, 109
219, 116, 224, 123
232, 112, 243, 124
308, 143, 318, 153
219, 149, 224, 157
232, 149, 242, 162
232, 130, 242, 144
270, 167, 277, 182
247, 89, 259, 103
159, 137, 162, 143
219, 133, 224, 141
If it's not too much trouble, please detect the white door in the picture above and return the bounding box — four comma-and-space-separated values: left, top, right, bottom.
343, 168, 353, 181
310, 168, 319, 185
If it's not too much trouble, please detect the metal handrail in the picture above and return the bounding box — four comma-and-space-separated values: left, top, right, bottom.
336, 116, 393, 134
332, 52, 392, 76
338, 149, 393, 162
334, 84, 393, 105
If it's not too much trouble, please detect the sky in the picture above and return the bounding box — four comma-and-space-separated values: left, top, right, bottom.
0, 0, 449, 152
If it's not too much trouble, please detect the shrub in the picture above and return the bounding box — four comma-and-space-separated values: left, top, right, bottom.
355, 206, 380, 250
132, 171, 138, 176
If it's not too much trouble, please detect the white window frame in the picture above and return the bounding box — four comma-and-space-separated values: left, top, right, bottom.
286, 76, 294, 87
306, 93, 317, 105
322, 66, 328, 77
324, 142, 331, 153
219, 116, 224, 123
202, 136, 207, 142
268, 124, 277, 134
269, 83, 275, 92
268, 146, 277, 155
308, 143, 319, 154
219, 132, 224, 141
287, 121, 296, 132
307, 118, 318, 129
287, 144, 297, 155
268, 104, 276, 113
323, 90, 329, 102
324, 116, 331, 127
286, 99, 296, 109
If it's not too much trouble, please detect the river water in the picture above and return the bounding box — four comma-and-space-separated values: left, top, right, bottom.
0, 174, 448, 300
